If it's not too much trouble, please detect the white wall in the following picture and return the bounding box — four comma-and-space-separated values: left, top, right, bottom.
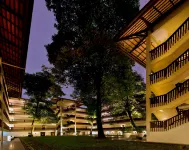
148, 123, 189, 144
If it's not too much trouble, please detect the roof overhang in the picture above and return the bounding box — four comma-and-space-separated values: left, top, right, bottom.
115, 0, 185, 68
0, 0, 34, 97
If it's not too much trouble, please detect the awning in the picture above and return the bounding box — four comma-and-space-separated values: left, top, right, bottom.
0, 0, 34, 97
115, 0, 185, 67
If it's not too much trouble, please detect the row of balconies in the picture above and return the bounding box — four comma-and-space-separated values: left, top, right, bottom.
9, 127, 56, 132
149, 17, 189, 132
150, 49, 189, 84
58, 118, 145, 129
150, 17, 189, 60
149, 17, 189, 110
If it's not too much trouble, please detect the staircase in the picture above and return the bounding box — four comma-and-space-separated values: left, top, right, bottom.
150, 48, 189, 84
150, 109, 189, 132
150, 78, 189, 107
150, 17, 189, 60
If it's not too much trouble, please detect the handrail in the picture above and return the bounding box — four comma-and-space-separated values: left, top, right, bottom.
0, 120, 10, 130
10, 127, 56, 131
150, 110, 189, 132
10, 119, 32, 123
151, 78, 189, 107
150, 48, 189, 84
150, 17, 189, 60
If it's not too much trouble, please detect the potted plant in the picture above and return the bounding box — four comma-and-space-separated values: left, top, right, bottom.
123, 127, 132, 138
137, 127, 145, 138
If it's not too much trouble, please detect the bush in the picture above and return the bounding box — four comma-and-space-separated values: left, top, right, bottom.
123, 127, 133, 133
137, 127, 146, 133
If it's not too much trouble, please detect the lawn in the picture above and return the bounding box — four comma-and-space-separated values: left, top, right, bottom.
20, 136, 183, 150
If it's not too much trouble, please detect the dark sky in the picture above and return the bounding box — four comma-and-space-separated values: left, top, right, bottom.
25, 0, 148, 99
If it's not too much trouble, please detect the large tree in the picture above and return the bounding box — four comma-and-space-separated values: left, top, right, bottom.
23, 70, 64, 135
107, 71, 146, 131
45, 0, 140, 138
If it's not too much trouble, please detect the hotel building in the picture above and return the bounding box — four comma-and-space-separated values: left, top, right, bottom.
0, 0, 145, 141
54, 99, 146, 136
0, 0, 58, 140
0, 0, 34, 141
2, 0, 189, 145
116, 0, 189, 145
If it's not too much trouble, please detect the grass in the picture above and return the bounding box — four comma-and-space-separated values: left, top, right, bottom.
20, 136, 183, 150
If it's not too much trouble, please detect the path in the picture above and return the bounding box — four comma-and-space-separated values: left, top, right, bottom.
0, 138, 25, 150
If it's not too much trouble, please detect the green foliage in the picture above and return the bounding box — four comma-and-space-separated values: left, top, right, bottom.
23, 70, 64, 131
108, 71, 146, 130
45, 0, 140, 138
24, 68, 64, 99
137, 127, 145, 133
122, 127, 133, 133
24, 98, 58, 124
45, 0, 140, 63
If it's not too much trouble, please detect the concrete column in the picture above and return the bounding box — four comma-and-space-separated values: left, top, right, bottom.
60, 106, 63, 136
74, 104, 77, 135
146, 31, 152, 141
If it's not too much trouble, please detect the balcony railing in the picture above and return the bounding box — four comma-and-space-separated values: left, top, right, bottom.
150, 17, 189, 60
0, 120, 10, 131
150, 109, 189, 132
151, 79, 189, 107
150, 49, 189, 84
10, 127, 56, 131
10, 119, 32, 123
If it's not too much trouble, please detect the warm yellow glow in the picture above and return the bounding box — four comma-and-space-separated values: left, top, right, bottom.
151, 28, 168, 45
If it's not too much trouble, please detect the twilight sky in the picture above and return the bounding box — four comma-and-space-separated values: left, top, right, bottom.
24, 0, 149, 98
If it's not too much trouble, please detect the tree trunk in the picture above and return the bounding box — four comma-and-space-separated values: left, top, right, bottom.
31, 100, 40, 135
90, 123, 93, 136
31, 119, 35, 135
95, 74, 105, 138
127, 110, 138, 131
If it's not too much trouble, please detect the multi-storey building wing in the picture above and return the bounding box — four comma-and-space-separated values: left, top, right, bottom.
9, 98, 57, 137
54, 98, 146, 136
116, 0, 189, 144
0, 0, 34, 141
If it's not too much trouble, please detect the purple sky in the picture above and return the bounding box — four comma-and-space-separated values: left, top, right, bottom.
25, 0, 148, 99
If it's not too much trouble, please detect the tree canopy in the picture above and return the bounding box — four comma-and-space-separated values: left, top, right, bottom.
23, 70, 64, 135
45, 0, 140, 64
45, 0, 140, 138
108, 71, 146, 131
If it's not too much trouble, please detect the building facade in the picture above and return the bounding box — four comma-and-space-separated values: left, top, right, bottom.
0, 0, 34, 141
116, 0, 189, 145
54, 99, 146, 136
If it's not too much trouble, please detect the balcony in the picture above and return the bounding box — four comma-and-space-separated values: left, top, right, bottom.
10, 127, 56, 132
10, 119, 32, 124
150, 17, 189, 60
150, 109, 189, 132
151, 79, 189, 108
150, 49, 189, 85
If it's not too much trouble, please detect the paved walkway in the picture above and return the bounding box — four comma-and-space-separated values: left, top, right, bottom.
0, 138, 25, 150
